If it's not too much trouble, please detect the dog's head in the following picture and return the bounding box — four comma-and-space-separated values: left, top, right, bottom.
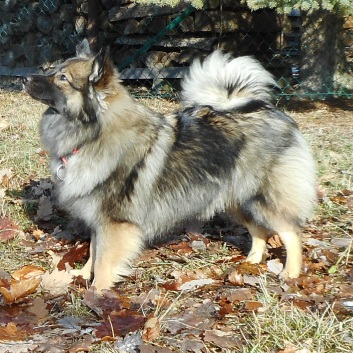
23, 39, 118, 122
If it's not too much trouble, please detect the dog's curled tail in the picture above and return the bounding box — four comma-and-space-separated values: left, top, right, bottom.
181, 51, 277, 111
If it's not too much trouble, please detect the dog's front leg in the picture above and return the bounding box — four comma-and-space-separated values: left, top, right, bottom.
92, 221, 144, 294
244, 223, 268, 264
70, 232, 96, 280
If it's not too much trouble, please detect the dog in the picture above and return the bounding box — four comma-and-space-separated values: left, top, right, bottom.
23, 39, 316, 293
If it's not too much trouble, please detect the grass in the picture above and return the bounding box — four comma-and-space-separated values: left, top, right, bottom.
243, 302, 353, 352
0, 90, 49, 231
240, 278, 353, 353
1, 88, 353, 352
315, 129, 353, 191
0, 91, 47, 182
65, 291, 96, 318
0, 235, 31, 272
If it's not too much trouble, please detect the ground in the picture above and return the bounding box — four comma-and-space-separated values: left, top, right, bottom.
0, 86, 352, 353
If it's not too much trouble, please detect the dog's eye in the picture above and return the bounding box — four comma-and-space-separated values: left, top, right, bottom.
59, 74, 68, 81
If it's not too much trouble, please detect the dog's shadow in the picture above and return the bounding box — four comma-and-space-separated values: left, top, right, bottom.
18, 178, 256, 261
153, 214, 253, 257
18, 178, 90, 242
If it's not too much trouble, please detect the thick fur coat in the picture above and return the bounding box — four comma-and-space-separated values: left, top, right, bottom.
23, 40, 316, 293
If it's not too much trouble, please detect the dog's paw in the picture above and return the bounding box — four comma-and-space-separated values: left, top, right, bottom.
91, 274, 126, 295
70, 268, 92, 280
91, 278, 113, 295
278, 268, 300, 280
245, 252, 264, 264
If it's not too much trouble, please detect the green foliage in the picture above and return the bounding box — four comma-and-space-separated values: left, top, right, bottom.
244, 0, 353, 14
134, 0, 353, 14
133, 0, 204, 9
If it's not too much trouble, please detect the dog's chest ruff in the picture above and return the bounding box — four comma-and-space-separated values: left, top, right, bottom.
56, 148, 79, 180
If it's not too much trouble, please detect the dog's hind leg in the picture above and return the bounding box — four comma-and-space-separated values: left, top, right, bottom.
277, 229, 302, 279
245, 224, 302, 279
92, 221, 144, 294
244, 223, 268, 264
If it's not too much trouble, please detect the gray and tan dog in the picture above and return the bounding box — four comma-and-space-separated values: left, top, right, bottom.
23, 40, 316, 293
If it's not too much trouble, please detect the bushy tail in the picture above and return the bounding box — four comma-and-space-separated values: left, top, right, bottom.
180, 51, 277, 111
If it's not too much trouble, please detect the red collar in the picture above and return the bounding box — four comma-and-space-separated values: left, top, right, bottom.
60, 148, 79, 166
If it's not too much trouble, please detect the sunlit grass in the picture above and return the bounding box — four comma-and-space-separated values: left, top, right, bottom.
239, 278, 353, 353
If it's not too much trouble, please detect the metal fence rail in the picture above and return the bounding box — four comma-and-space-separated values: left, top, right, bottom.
0, 0, 352, 99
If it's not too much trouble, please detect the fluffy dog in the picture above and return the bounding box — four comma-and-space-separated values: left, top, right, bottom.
23, 40, 316, 293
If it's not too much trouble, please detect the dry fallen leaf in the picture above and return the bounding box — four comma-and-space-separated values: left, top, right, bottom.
268, 233, 283, 248
168, 241, 193, 256
179, 278, 214, 291
0, 118, 10, 132
331, 238, 352, 248
68, 335, 94, 353
347, 196, 353, 209
57, 242, 89, 271
36, 195, 53, 221
277, 341, 313, 353
330, 195, 347, 205
181, 337, 204, 353
0, 277, 42, 304
83, 288, 124, 318
0, 217, 19, 242
41, 268, 74, 296
139, 343, 174, 353
227, 267, 244, 286
142, 317, 160, 341
219, 299, 234, 317
0, 269, 11, 287
12, 265, 45, 281
115, 333, 143, 352
0, 169, 12, 189
267, 258, 284, 275
243, 300, 263, 311
27, 297, 49, 320
32, 229, 45, 240
0, 322, 28, 342
0, 265, 45, 304
164, 300, 216, 335
225, 288, 254, 303
95, 311, 146, 338
190, 239, 207, 251
0, 341, 38, 352
203, 329, 242, 349
227, 262, 264, 285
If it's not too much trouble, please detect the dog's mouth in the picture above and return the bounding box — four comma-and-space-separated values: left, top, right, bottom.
46, 106, 61, 114
24, 90, 57, 109
22, 77, 46, 101
22, 76, 64, 112
35, 96, 57, 108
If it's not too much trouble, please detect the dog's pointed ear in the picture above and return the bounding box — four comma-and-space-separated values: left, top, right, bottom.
76, 39, 92, 58
89, 46, 112, 85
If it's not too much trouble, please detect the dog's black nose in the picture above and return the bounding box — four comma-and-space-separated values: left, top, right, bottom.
22, 76, 29, 84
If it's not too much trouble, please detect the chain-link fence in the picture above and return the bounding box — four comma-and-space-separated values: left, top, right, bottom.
0, 0, 85, 74
0, 0, 352, 99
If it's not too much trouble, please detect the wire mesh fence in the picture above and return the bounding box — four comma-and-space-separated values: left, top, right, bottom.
0, 0, 84, 73
0, 0, 352, 99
